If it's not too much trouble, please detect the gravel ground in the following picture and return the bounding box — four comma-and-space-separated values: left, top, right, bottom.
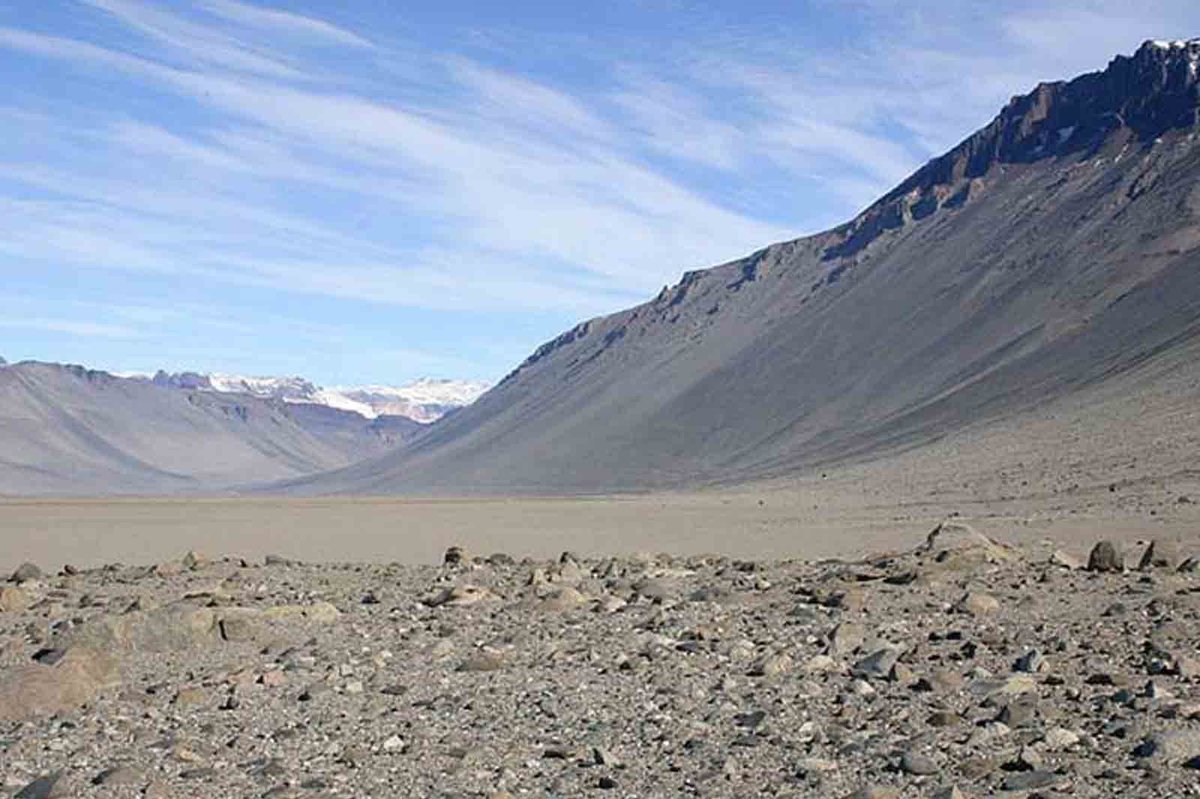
3, 525, 1200, 798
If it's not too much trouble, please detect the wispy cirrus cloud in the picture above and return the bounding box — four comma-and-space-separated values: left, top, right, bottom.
0, 0, 1196, 383
198, 0, 374, 49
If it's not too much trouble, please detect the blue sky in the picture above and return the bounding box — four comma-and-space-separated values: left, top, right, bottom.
1, 0, 1198, 385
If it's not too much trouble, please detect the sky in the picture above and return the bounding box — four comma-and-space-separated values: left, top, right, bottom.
1, 1, 1198, 385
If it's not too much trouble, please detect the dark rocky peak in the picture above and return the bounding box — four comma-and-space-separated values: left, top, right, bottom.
824, 38, 1200, 260
61, 363, 116, 385
151, 370, 213, 390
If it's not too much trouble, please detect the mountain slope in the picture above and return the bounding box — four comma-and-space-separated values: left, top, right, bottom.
293, 39, 1200, 495
0, 362, 363, 495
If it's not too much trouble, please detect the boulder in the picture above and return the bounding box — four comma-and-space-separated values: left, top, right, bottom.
424, 584, 499, 607
0, 584, 31, 612
955, 591, 1001, 616
1087, 540, 1124, 572
1049, 549, 1083, 570
1138, 538, 1181, 570
443, 545, 469, 566
917, 522, 1011, 565
10, 561, 43, 583
0, 647, 120, 722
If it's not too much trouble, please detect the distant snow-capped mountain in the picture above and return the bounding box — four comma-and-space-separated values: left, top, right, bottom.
333, 379, 492, 423
144, 371, 490, 423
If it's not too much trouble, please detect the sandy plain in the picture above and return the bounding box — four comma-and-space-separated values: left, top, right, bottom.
2, 475, 1196, 573
4, 332, 1200, 573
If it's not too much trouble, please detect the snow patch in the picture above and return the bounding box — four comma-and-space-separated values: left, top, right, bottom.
140, 371, 490, 423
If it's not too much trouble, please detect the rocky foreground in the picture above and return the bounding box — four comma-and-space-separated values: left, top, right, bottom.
2, 526, 1200, 798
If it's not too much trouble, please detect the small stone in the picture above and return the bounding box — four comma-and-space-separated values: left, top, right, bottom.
382, 735, 405, 752
1087, 541, 1123, 572
592, 747, 621, 767
143, 782, 172, 799
851, 678, 876, 696
173, 687, 208, 709
916, 669, 965, 693
538, 586, 589, 611
955, 591, 1000, 616
996, 696, 1037, 727
632, 577, 671, 603
1043, 727, 1080, 749
217, 616, 255, 642
260, 670, 287, 688
828, 622, 866, 656
890, 661, 915, 684
597, 776, 618, 790
803, 654, 838, 674
298, 682, 328, 702
181, 550, 207, 570
172, 744, 204, 763
847, 787, 900, 799
459, 651, 507, 672
750, 652, 793, 677
927, 710, 961, 727
900, 749, 939, 775
423, 585, 498, 607
1176, 655, 1200, 679
795, 757, 839, 774
14, 773, 65, 799
1134, 729, 1200, 762
1017, 745, 1044, 770
1000, 770, 1066, 791
92, 766, 142, 786
1014, 649, 1047, 673
153, 560, 183, 577
31, 648, 67, 665
828, 587, 867, 612
444, 546, 469, 565
852, 647, 900, 679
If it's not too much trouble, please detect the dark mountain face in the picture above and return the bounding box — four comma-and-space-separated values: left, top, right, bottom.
284, 41, 1197, 494
151, 370, 213, 390
827, 39, 1200, 260
281, 403, 423, 454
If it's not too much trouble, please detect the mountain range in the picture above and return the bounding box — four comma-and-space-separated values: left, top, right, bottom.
284, 38, 1200, 495
4, 39, 1199, 497
0, 363, 486, 495
138, 372, 490, 424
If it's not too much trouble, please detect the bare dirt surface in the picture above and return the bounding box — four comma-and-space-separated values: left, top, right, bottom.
4, 526, 1200, 798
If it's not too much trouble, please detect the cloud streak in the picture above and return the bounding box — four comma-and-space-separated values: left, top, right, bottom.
0, 0, 1196, 383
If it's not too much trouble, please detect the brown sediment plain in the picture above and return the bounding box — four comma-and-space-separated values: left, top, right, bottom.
2, 473, 1196, 574
5, 331, 1200, 571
